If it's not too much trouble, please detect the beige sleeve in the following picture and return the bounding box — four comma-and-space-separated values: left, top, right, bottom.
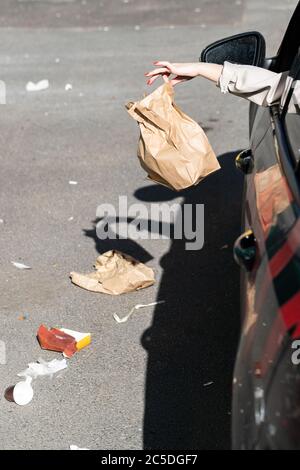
217, 61, 288, 107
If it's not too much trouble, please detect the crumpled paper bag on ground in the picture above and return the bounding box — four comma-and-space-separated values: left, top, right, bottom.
126, 82, 220, 191
70, 250, 155, 295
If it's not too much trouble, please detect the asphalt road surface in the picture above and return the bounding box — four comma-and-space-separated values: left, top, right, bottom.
0, 0, 297, 450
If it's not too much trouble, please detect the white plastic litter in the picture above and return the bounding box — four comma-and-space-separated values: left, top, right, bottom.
11, 261, 31, 270
26, 80, 49, 92
70, 445, 89, 450
113, 300, 165, 324
13, 377, 34, 406
18, 358, 67, 380
69, 181, 78, 185
203, 381, 214, 387
65, 83, 73, 91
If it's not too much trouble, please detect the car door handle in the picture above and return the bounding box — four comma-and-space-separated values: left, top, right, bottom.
235, 149, 253, 174
233, 229, 257, 271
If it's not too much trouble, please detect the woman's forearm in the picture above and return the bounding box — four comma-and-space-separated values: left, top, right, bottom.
196, 63, 223, 84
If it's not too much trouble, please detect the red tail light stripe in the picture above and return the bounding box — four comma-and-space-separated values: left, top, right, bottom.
281, 290, 300, 338
268, 219, 300, 278
269, 242, 293, 278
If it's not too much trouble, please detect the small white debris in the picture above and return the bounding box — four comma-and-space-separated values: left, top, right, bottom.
203, 381, 214, 387
103, 26, 110, 32
65, 83, 73, 91
169, 25, 175, 29
70, 445, 89, 450
123, 0, 129, 3
201, 24, 207, 28
68, 216, 74, 221
18, 358, 67, 379
194, 7, 201, 13
69, 181, 78, 185
11, 261, 31, 270
0, 218, 4, 224
113, 300, 165, 324
134, 25, 141, 31
55, 57, 60, 63
26, 80, 49, 92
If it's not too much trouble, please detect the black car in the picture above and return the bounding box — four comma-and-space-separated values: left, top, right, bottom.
201, 2, 300, 450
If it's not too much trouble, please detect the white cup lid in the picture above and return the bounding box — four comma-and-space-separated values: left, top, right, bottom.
13, 380, 34, 406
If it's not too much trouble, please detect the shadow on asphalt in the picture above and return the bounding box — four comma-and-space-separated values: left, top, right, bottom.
138, 151, 243, 450
84, 222, 154, 263
84, 150, 243, 449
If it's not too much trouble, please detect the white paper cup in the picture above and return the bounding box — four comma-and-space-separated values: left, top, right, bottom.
5, 378, 34, 406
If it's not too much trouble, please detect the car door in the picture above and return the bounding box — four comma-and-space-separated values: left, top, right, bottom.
232, 9, 300, 448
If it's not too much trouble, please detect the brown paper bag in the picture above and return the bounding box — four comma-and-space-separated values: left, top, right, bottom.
126, 82, 220, 191
70, 250, 155, 295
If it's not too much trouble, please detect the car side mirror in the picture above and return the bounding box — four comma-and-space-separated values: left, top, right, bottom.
200, 31, 266, 67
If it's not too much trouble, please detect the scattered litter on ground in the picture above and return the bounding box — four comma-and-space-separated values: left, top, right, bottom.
5, 377, 33, 406
18, 314, 29, 321
69, 180, 78, 185
134, 25, 141, 30
70, 250, 155, 295
26, 79, 49, 92
70, 445, 89, 450
68, 216, 74, 221
113, 300, 165, 324
5, 359, 67, 405
203, 381, 214, 387
18, 358, 67, 380
103, 26, 110, 32
55, 57, 60, 63
11, 261, 31, 270
65, 83, 73, 91
0, 218, 4, 223
37, 324, 91, 358
60, 328, 91, 352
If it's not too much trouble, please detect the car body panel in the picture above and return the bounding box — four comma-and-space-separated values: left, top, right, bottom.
233, 63, 300, 449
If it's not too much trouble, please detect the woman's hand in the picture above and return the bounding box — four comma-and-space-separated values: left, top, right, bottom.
145, 61, 202, 86
145, 61, 223, 87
